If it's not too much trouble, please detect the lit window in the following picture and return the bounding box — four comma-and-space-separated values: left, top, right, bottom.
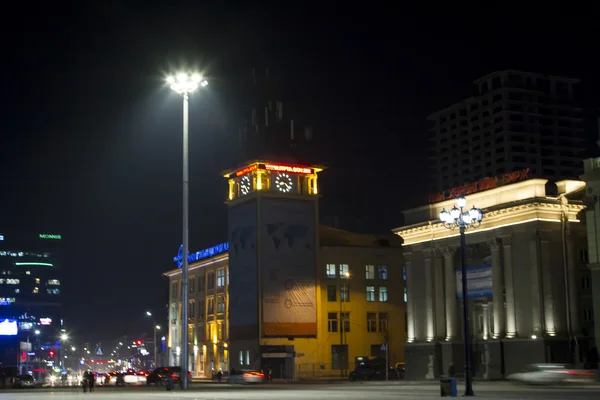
6, 278, 19, 285
378, 266, 388, 280
366, 286, 375, 302
15, 289, 19, 294
326, 264, 336, 279
217, 269, 225, 287
403, 266, 407, 281
33, 287, 39, 294
26, 271, 30, 275
367, 312, 377, 332
403, 287, 407, 302
339, 264, 349, 278
35, 278, 40, 284
48, 279, 60, 285
46, 288, 60, 295
217, 296, 225, 313
379, 287, 388, 302
365, 265, 375, 280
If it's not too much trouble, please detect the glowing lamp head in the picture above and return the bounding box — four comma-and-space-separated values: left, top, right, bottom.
462, 212, 473, 224
439, 209, 450, 223
469, 206, 483, 222
60, 333, 68, 341
456, 196, 467, 208
167, 72, 207, 94
450, 206, 460, 220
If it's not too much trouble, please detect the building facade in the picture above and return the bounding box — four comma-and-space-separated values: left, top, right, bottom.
164, 160, 405, 379
0, 231, 63, 369
428, 70, 586, 192
394, 178, 594, 379
581, 157, 600, 351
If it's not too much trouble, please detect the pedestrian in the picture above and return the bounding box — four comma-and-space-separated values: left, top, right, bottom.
217, 369, 223, 383
82, 372, 88, 393
88, 371, 95, 393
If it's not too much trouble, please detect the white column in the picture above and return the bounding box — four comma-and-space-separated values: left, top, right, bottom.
424, 249, 435, 342
539, 231, 556, 336
502, 236, 516, 338
442, 247, 457, 340
566, 230, 580, 334
405, 252, 416, 342
530, 234, 542, 337
489, 240, 504, 339
482, 302, 490, 340
433, 254, 446, 340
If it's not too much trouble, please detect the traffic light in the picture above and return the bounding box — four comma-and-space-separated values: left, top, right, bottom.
49, 350, 55, 357
136, 340, 142, 346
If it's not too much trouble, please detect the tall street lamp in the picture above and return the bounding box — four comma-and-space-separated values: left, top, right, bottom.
146, 311, 161, 368
439, 196, 483, 397
166, 72, 208, 390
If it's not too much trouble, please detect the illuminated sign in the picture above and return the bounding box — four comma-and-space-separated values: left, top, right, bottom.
40, 318, 52, 326
428, 168, 530, 203
39, 234, 61, 240
234, 164, 258, 177
264, 164, 313, 174
173, 242, 229, 267
0, 297, 15, 306
0, 319, 18, 336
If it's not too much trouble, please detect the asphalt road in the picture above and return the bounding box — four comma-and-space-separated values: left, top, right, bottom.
1, 382, 599, 399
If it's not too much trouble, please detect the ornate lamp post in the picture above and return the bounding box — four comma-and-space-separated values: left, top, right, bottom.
439, 196, 483, 397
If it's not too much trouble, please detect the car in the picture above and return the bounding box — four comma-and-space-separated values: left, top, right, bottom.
228, 370, 265, 384
13, 374, 36, 388
349, 358, 401, 382
146, 367, 191, 385
508, 363, 595, 386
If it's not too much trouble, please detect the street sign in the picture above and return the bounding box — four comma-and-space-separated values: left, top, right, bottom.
380, 344, 387, 351
95, 348, 103, 356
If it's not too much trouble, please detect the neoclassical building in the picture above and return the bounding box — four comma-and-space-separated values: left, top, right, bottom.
393, 178, 595, 379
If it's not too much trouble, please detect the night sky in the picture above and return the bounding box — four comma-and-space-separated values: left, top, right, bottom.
1, 4, 599, 341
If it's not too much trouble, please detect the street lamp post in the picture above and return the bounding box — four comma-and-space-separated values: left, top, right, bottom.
146, 311, 161, 369
439, 196, 483, 397
59, 333, 69, 370
167, 72, 208, 390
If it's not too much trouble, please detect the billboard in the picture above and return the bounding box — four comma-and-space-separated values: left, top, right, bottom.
228, 201, 259, 340
456, 264, 493, 299
0, 319, 18, 336
260, 198, 317, 337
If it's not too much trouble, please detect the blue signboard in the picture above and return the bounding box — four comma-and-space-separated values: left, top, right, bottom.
173, 242, 229, 267
455, 264, 493, 300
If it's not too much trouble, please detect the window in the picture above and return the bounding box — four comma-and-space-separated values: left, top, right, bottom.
326, 264, 336, 279
365, 265, 375, 280
367, 312, 377, 332
403, 266, 406, 281
189, 278, 195, 293
217, 296, 225, 313
188, 301, 195, 319
582, 276, 591, 290
328, 312, 338, 332
35, 278, 40, 284
340, 284, 349, 302
46, 288, 60, 295
6, 278, 19, 285
366, 286, 375, 302
403, 287, 407, 303
378, 287, 388, 302
327, 285, 336, 302
379, 313, 388, 333
341, 312, 350, 332
171, 282, 178, 299
48, 279, 60, 285
207, 271, 215, 290
339, 264, 349, 278
198, 274, 206, 292
584, 308, 594, 322
198, 299, 205, 317
217, 269, 225, 287
378, 266, 388, 280
33, 287, 39, 294
207, 298, 214, 314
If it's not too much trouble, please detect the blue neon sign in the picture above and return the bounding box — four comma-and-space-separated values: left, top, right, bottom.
173, 242, 229, 267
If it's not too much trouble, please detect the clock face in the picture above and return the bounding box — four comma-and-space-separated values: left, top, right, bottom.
275, 173, 293, 193
240, 175, 251, 195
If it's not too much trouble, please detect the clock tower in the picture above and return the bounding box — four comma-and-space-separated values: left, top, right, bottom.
223, 160, 322, 373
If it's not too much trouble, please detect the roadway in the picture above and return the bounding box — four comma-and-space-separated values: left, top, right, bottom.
1, 381, 599, 399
